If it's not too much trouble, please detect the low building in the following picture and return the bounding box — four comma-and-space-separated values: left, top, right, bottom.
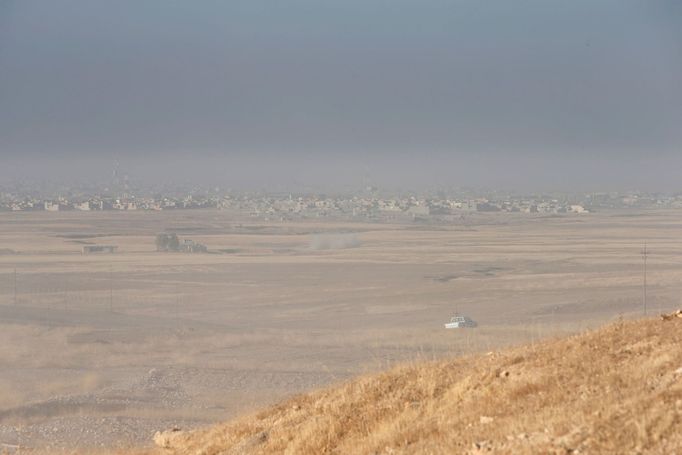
407, 205, 430, 216
570, 205, 588, 214
180, 239, 207, 253
45, 201, 60, 212
82, 245, 118, 254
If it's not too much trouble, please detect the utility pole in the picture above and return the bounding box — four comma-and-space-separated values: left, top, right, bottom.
13, 268, 17, 305
176, 283, 180, 328
109, 265, 113, 313
641, 242, 648, 315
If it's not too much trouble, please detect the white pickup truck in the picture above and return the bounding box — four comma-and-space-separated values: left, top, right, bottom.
444, 315, 477, 328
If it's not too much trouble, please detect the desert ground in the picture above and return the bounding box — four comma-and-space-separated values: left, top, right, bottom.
0, 209, 680, 451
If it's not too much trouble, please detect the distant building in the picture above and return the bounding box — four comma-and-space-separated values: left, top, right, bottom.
407, 205, 430, 216
180, 239, 207, 253
45, 201, 60, 212
113, 200, 138, 210
82, 245, 118, 254
570, 205, 588, 214
476, 202, 501, 212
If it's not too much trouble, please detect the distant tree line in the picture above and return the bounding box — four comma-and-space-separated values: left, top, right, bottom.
155, 233, 208, 253
155, 233, 180, 252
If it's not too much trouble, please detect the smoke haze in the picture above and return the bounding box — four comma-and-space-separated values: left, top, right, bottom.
1, 1, 681, 191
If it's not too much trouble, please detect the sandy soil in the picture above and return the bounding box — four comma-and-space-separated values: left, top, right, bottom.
0, 209, 679, 451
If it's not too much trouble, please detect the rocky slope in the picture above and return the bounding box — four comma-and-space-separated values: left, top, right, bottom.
38, 312, 682, 454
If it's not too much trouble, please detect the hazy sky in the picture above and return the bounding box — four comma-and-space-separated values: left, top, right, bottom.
1, 1, 681, 191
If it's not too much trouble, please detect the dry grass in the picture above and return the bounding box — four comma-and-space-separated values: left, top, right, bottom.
115, 314, 682, 455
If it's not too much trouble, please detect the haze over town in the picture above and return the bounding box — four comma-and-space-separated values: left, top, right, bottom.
1, 1, 681, 191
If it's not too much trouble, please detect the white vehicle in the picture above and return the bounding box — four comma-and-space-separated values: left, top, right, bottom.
444, 314, 477, 329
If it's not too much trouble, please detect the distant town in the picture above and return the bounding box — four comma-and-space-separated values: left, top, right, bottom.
3, 179, 682, 222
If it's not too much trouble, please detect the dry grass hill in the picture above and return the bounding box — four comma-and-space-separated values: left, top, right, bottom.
26, 312, 682, 455
119, 312, 682, 455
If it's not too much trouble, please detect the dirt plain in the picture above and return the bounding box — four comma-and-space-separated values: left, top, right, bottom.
0, 208, 680, 452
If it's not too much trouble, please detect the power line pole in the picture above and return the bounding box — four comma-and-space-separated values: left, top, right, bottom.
13, 268, 17, 305
641, 242, 648, 315
176, 283, 180, 328
109, 265, 113, 313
